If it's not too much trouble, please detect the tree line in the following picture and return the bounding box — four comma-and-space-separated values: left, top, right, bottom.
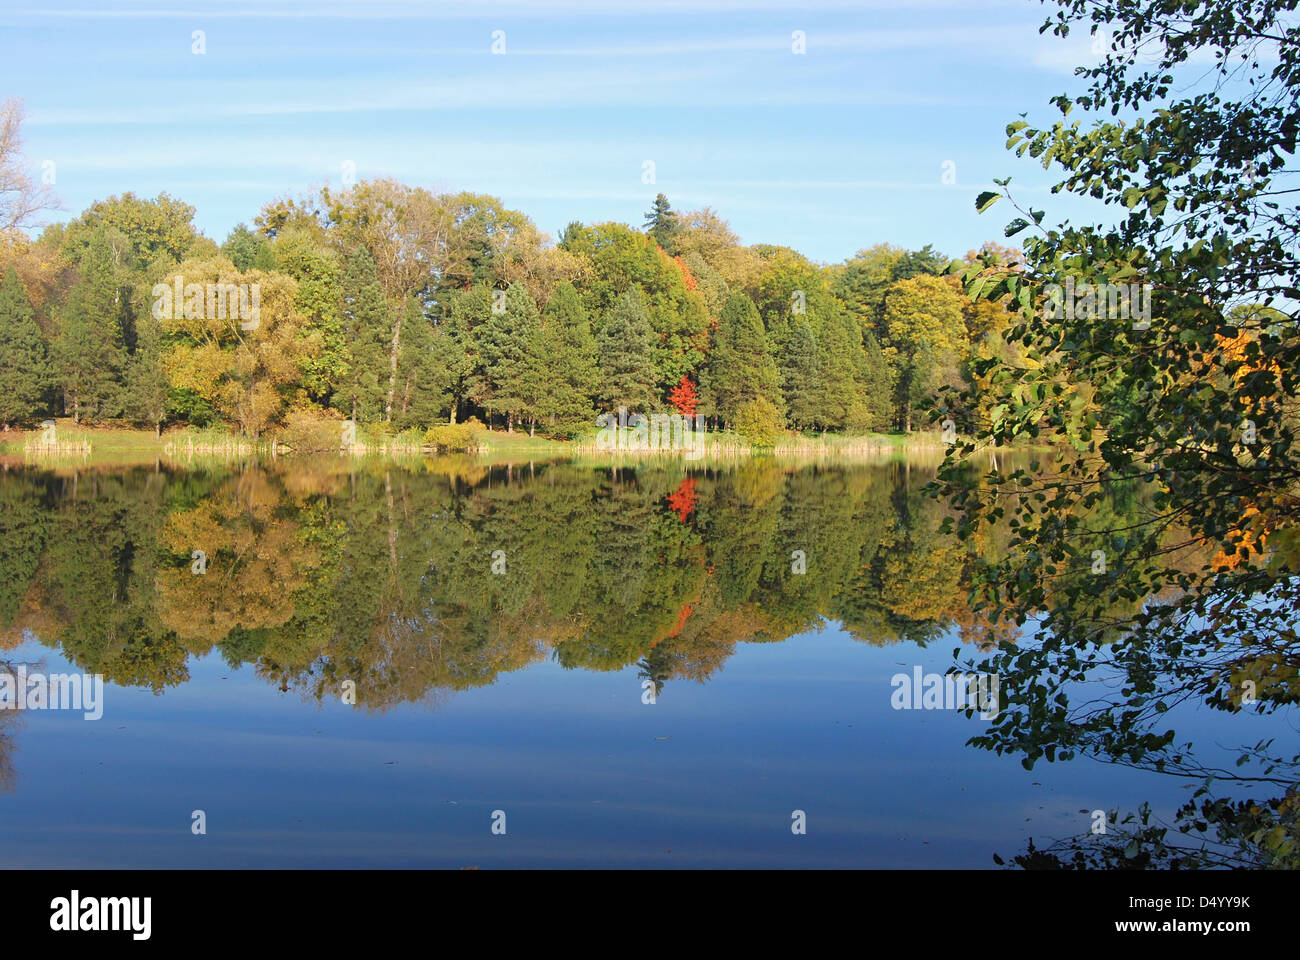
0, 165, 1014, 443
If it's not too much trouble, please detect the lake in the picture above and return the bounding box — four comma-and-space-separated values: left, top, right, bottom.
0, 455, 1281, 867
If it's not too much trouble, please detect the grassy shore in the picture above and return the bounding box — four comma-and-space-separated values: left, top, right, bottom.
1, 419, 959, 466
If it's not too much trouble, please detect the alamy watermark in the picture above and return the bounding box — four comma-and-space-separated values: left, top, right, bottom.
0, 664, 103, 720
50, 891, 150, 940
596, 407, 706, 460
890, 667, 999, 719
152, 274, 261, 330
1042, 277, 1152, 330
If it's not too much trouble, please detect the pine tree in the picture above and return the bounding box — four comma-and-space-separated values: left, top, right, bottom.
337, 247, 391, 424
125, 312, 170, 435
596, 285, 659, 415
856, 331, 895, 432
0, 268, 49, 428
395, 296, 450, 431
53, 231, 127, 423
435, 286, 488, 425
809, 310, 858, 432
221, 224, 275, 272
538, 281, 598, 435
478, 284, 541, 433
704, 292, 781, 428
781, 319, 819, 431
643, 193, 680, 253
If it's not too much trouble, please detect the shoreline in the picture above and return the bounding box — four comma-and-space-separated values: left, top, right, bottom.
0, 420, 973, 467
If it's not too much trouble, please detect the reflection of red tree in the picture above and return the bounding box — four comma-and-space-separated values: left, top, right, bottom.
666, 477, 698, 523
668, 602, 695, 638
668, 376, 698, 416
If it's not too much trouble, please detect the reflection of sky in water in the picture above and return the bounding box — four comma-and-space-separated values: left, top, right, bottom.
3, 623, 1276, 868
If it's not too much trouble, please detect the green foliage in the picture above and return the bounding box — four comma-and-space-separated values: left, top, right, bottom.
643, 193, 681, 253
0, 268, 49, 426
704, 292, 781, 426
274, 225, 347, 406
53, 230, 128, 422
537, 281, 598, 435
124, 310, 169, 431
475, 284, 542, 431
733, 396, 785, 447
394, 297, 449, 432
52, 192, 198, 270
0, 169, 998, 443
222, 223, 275, 272
423, 416, 485, 451
337, 246, 392, 423
780, 318, 819, 431
596, 285, 659, 413
938, 0, 1300, 866
560, 221, 707, 392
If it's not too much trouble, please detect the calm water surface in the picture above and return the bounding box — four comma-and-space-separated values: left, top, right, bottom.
0, 456, 1272, 867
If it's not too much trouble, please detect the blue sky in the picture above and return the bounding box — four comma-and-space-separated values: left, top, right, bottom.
0, 0, 1114, 263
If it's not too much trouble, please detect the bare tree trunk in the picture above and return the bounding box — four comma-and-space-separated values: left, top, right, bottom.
385, 309, 403, 423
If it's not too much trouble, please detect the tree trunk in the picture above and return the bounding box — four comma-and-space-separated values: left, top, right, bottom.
385, 309, 403, 423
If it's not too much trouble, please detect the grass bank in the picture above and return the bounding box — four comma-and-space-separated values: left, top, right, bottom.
1, 420, 966, 467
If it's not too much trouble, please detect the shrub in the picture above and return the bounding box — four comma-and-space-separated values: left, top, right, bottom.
846, 402, 877, 436
733, 397, 785, 447
423, 417, 485, 452
279, 407, 345, 453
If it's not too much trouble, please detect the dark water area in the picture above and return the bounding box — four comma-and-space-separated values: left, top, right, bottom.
0, 457, 1283, 867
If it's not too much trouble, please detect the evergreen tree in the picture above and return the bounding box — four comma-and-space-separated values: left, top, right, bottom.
125, 312, 169, 435
704, 292, 781, 428
893, 243, 949, 280
855, 331, 895, 433
337, 247, 391, 424
809, 310, 858, 432
435, 286, 488, 424
53, 231, 127, 423
477, 284, 541, 432
643, 193, 681, 253
394, 296, 448, 431
0, 268, 50, 428
596, 285, 658, 414
538, 281, 598, 435
781, 318, 820, 432
221, 223, 275, 272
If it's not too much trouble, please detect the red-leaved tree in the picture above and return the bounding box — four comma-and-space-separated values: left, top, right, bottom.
667, 375, 698, 416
